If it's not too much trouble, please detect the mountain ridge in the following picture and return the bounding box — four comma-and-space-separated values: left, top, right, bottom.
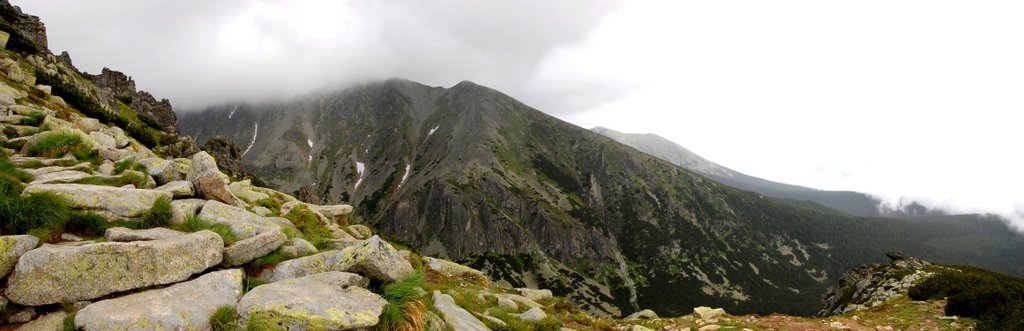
179, 78, 1024, 317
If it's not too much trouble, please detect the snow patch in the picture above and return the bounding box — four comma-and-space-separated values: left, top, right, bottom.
354, 161, 366, 189
397, 163, 412, 189
427, 125, 439, 137
228, 105, 238, 119
307, 139, 313, 148
241, 122, 258, 157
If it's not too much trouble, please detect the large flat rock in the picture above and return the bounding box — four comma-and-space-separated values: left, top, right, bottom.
4, 231, 223, 305
21, 184, 172, 219
75, 269, 243, 331
261, 236, 414, 283
237, 272, 383, 330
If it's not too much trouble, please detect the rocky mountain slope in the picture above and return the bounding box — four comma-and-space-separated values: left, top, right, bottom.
591, 127, 942, 217
179, 78, 1024, 317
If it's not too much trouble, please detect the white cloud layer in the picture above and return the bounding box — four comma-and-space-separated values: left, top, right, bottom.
17, 0, 1024, 230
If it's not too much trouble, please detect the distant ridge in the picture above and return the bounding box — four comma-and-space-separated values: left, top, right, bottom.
591, 126, 942, 217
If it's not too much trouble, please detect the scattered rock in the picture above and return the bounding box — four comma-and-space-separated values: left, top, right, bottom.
348, 224, 372, 239
169, 198, 204, 224
517, 288, 553, 301
7, 307, 35, 323
227, 180, 269, 204
0, 235, 39, 278
197, 200, 280, 239
138, 158, 179, 185
698, 325, 721, 331
277, 238, 317, 259
155, 180, 194, 198
626, 309, 659, 320
425, 311, 446, 331
263, 236, 414, 283
310, 204, 353, 219
16, 310, 65, 331
4, 231, 223, 305
516, 307, 547, 321
424, 256, 488, 280
88, 131, 115, 150
237, 272, 384, 330
497, 297, 518, 310
75, 270, 243, 331
693, 307, 726, 320
629, 325, 654, 331
432, 291, 491, 331
104, 227, 184, 242
251, 206, 272, 217
829, 321, 851, 330
222, 229, 286, 267
476, 313, 507, 327
97, 160, 114, 175
197, 176, 239, 206
59, 233, 83, 241
21, 184, 173, 219
27, 170, 92, 185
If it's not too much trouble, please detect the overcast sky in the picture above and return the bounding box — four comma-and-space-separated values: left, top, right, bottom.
17, 0, 1024, 229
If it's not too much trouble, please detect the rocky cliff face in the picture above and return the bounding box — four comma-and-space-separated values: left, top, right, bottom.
85, 67, 179, 134
179, 79, 1024, 317
0, 0, 47, 52
819, 252, 935, 316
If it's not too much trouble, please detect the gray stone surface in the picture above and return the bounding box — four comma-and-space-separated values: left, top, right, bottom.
262, 236, 413, 283
155, 180, 194, 198
104, 227, 185, 242
15, 310, 65, 331
432, 291, 490, 331
516, 307, 547, 322
198, 200, 280, 239
21, 184, 172, 219
424, 256, 488, 280
277, 238, 317, 259
4, 231, 223, 305
170, 199, 204, 224
625, 309, 659, 320
75, 269, 243, 331
0, 235, 39, 278
222, 230, 286, 267
237, 272, 383, 330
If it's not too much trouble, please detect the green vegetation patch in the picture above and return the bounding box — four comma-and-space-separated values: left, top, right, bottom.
909, 266, 1024, 330
24, 131, 84, 157
283, 205, 332, 248
169, 215, 240, 245
374, 271, 427, 331
210, 305, 242, 331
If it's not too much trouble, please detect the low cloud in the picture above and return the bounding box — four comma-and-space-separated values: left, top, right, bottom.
17, 0, 622, 111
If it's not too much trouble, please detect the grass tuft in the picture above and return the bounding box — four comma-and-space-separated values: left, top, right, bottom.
63, 312, 76, 331
210, 305, 241, 331
138, 196, 173, 228
374, 271, 427, 331
283, 205, 333, 247
25, 131, 84, 158
169, 215, 240, 244
0, 181, 72, 239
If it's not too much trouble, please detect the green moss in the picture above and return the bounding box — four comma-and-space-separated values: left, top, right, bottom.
18, 112, 45, 126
